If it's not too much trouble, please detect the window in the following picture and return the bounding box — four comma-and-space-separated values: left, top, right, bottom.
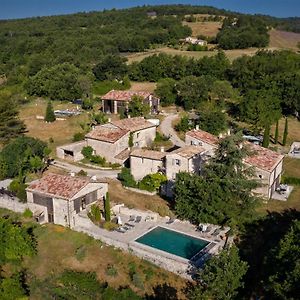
81, 197, 86, 210
259, 174, 263, 179
136, 132, 140, 138
48, 213, 54, 223
175, 159, 181, 166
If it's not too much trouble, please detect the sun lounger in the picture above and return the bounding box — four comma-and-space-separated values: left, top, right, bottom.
129, 215, 136, 222
116, 227, 126, 233
135, 216, 142, 223
166, 217, 175, 224
125, 222, 135, 228
212, 228, 221, 236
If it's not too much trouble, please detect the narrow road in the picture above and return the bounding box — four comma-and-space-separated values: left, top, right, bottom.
160, 114, 186, 147
52, 160, 119, 179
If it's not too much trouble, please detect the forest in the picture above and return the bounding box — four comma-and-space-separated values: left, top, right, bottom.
0, 4, 300, 300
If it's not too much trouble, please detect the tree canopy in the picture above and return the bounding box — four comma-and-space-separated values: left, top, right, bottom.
174, 134, 258, 227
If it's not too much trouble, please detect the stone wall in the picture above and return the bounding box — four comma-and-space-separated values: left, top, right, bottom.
130, 156, 163, 181
0, 195, 27, 213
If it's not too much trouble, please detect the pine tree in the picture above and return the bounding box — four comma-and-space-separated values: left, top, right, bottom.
262, 123, 270, 148
274, 120, 279, 144
282, 118, 288, 146
0, 93, 26, 143
104, 192, 111, 222
44, 101, 56, 122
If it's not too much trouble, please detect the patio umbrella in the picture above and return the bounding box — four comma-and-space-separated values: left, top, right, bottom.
117, 215, 123, 225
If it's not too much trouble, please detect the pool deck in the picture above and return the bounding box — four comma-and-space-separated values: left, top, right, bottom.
73, 210, 230, 279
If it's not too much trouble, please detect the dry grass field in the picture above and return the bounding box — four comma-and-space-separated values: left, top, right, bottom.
129, 81, 157, 92
19, 99, 89, 151
24, 223, 189, 299
182, 20, 222, 37
269, 29, 300, 50
126, 46, 265, 64
107, 179, 173, 217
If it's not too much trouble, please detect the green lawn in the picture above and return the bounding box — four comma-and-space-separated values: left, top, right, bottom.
257, 157, 300, 213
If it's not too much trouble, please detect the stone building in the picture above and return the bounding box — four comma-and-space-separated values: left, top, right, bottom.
101, 90, 160, 114
130, 149, 166, 180
57, 117, 157, 165
26, 173, 108, 228
185, 129, 284, 199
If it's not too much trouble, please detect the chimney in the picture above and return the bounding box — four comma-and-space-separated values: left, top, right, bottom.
128, 115, 131, 119
108, 118, 111, 123
160, 146, 165, 152
91, 175, 97, 181
195, 125, 199, 130
70, 172, 75, 177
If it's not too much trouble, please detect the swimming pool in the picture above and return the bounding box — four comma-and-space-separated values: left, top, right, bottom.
135, 226, 209, 260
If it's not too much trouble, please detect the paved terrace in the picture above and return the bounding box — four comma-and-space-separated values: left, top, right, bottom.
74, 209, 229, 279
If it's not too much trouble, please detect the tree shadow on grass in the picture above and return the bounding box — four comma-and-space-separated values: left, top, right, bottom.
145, 283, 179, 300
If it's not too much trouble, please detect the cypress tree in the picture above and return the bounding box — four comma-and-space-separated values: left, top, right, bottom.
282, 118, 288, 146
104, 192, 111, 222
274, 120, 279, 144
262, 123, 270, 148
44, 101, 56, 122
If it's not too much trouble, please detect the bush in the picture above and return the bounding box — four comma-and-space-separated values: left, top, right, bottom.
175, 115, 192, 132
75, 246, 87, 261
128, 262, 137, 280
106, 265, 118, 277
154, 132, 169, 142
73, 132, 85, 142
132, 273, 144, 290
77, 169, 87, 177
90, 155, 106, 165
118, 168, 137, 188
138, 173, 167, 192
8, 180, 28, 202
143, 268, 154, 281
82, 98, 94, 110
103, 222, 117, 231
88, 204, 101, 223
81, 146, 94, 160
23, 208, 33, 218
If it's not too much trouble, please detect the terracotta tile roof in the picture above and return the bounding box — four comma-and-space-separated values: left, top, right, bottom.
111, 117, 156, 132
170, 146, 206, 159
85, 125, 129, 143
130, 149, 166, 160
101, 90, 151, 102
245, 143, 284, 172
186, 129, 219, 146
114, 148, 131, 161
27, 173, 90, 200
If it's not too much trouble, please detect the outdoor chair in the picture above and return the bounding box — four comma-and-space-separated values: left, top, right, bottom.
135, 216, 142, 223
125, 222, 135, 228
115, 228, 126, 233
166, 217, 175, 224
129, 215, 136, 222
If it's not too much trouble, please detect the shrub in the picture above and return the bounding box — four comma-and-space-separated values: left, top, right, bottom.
23, 208, 33, 218
106, 265, 118, 277
128, 262, 137, 280
8, 180, 28, 202
154, 132, 169, 142
143, 268, 154, 281
75, 246, 87, 261
118, 168, 137, 188
73, 132, 85, 142
103, 222, 117, 231
82, 98, 94, 110
77, 169, 87, 177
81, 146, 94, 159
138, 173, 167, 192
175, 115, 191, 132
104, 192, 111, 222
89, 204, 101, 223
90, 155, 106, 165
132, 273, 144, 290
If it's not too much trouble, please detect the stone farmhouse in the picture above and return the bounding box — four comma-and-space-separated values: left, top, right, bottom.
101, 90, 160, 114
26, 173, 108, 228
185, 129, 284, 199
57, 117, 157, 165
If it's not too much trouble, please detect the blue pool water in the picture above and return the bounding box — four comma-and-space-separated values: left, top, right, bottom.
135, 226, 209, 260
